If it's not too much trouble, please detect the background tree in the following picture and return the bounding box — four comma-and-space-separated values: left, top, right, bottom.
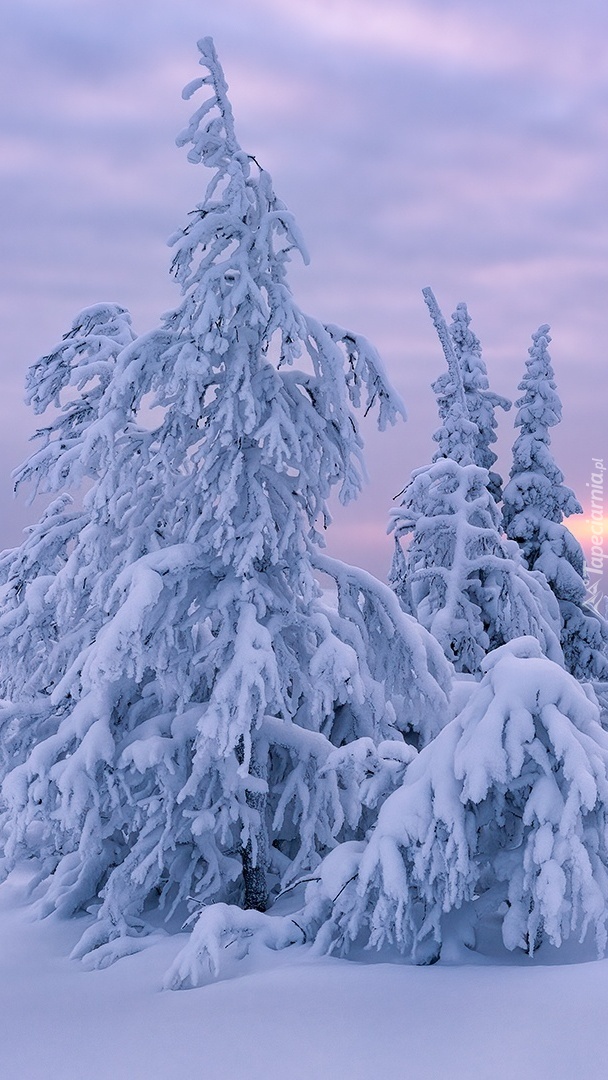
389, 291, 562, 674
0, 39, 451, 965
432, 301, 510, 501
502, 325, 608, 680
0, 303, 139, 759
0, 302, 175, 924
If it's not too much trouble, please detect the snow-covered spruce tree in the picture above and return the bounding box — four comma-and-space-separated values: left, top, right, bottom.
0, 39, 451, 965
0, 303, 138, 703
169, 636, 608, 982
0, 303, 142, 789
502, 325, 608, 680
443, 302, 511, 500
388, 290, 562, 674
305, 637, 608, 963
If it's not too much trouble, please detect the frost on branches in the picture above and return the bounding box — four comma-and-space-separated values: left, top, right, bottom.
503, 326, 608, 681
0, 39, 451, 967
176, 637, 608, 983
389, 290, 562, 674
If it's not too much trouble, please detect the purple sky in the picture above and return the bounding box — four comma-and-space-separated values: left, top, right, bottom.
1, 0, 607, 581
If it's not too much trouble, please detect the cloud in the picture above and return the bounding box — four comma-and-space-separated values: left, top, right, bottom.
1, 0, 607, 579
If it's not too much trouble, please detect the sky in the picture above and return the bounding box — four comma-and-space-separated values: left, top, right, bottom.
1, 0, 608, 582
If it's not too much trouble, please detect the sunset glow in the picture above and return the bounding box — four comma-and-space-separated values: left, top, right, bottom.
567, 513, 608, 548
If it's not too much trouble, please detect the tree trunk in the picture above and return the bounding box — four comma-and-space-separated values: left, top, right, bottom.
236, 735, 269, 912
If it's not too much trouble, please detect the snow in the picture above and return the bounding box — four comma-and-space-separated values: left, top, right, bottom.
2, 866, 608, 1080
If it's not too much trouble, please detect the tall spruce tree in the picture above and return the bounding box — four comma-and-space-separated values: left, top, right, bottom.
389, 290, 562, 674
502, 325, 608, 680
0, 40, 451, 965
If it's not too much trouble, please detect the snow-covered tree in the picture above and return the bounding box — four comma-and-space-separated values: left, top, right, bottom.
0, 303, 138, 706
503, 325, 608, 680
303, 637, 608, 963
446, 302, 510, 499
0, 39, 451, 965
171, 637, 608, 983
389, 291, 562, 674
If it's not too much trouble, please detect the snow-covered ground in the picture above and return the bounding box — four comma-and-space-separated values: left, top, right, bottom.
2, 867, 608, 1080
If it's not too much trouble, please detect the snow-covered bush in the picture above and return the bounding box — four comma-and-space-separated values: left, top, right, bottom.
0, 39, 451, 964
296, 637, 608, 963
